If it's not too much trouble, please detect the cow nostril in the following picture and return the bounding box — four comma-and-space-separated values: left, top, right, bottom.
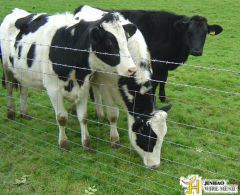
151, 163, 160, 169
191, 49, 202, 56
127, 67, 137, 75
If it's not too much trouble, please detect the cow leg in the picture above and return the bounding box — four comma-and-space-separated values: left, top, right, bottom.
3, 68, 15, 120
107, 106, 120, 148
71, 103, 77, 115
92, 84, 105, 120
151, 78, 159, 103
89, 87, 95, 101
20, 86, 31, 119
159, 70, 168, 102
47, 90, 69, 151
75, 94, 94, 152
100, 87, 120, 148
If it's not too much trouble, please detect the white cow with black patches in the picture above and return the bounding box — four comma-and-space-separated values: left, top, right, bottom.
0, 8, 138, 151
75, 5, 172, 168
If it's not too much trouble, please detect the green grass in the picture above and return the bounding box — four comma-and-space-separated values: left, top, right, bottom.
0, 0, 239, 194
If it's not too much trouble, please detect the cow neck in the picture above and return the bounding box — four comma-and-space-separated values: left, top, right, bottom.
118, 71, 154, 119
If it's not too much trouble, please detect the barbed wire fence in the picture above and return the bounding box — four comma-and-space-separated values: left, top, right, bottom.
0, 12, 239, 194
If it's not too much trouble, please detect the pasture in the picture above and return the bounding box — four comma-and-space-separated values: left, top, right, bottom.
0, 0, 239, 194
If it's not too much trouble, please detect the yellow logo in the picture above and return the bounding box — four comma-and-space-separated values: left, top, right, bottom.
180, 175, 202, 195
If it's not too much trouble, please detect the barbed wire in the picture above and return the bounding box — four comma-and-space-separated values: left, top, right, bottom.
1, 38, 239, 74
0, 123, 182, 193
1, 74, 240, 116
0, 105, 239, 165
0, 133, 140, 195
0, 54, 239, 97
0, 113, 239, 184
0, 84, 239, 139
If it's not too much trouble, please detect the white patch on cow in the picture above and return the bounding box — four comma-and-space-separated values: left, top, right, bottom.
101, 15, 137, 76
122, 85, 134, 102
127, 111, 168, 168
139, 85, 151, 94
75, 5, 137, 76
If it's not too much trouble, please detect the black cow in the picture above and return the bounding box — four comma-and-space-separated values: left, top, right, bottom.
118, 10, 223, 102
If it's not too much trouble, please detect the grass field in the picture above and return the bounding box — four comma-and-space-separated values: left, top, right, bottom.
0, 0, 239, 194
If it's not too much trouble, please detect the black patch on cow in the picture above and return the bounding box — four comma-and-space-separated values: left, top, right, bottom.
18, 45, 22, 59
9, 56, 14, 67
15, 14, 49, 48
132, 117, 157, 152
49, 22, 92, 84
91, 29, 120, 66
73, 5, 85, 15
27, 43, 36, 68
0, 45, 2, 65
118, 75, 153, 117
64, 80, 74, 92
50, 13, 122, 85
123, 24, 137, 39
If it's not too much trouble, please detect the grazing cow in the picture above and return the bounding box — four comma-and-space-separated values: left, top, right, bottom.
0, 8, 138, 151
116, 10, 223, 102
74, 5, 172, 168
76, 7, 223, 102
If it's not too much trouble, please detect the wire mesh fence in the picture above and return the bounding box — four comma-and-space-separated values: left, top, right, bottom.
0, 2, 239, 194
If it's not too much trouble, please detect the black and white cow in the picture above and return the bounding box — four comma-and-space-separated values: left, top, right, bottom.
74, 5, 172, 168
116, 10, 223, 102
0, 8, 138, 151
77, 7, 223, 102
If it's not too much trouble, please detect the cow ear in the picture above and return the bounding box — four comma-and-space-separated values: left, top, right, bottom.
174, 18, 189, 32
123, 24, 137, 39
159, 104, 172, 112
208, 24, 223, 36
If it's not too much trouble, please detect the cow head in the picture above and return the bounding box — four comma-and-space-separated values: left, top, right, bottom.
128, 104, 172, 168
174, 16, 223, 56
90, 12, 137, 76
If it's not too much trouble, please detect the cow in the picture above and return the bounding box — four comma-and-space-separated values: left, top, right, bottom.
0, 8, 138, 151
75, 7, 223, 102
116, 10, 223, 102
74, 5, 172, 168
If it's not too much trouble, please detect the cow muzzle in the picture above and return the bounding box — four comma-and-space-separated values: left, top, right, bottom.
143, 158, 160, 169
190, 49, 202, 56
127, 67, 137, 76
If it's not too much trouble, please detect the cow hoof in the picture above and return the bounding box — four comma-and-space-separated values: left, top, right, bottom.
71, 107, 77, 115
7, 110, 15, 120
111, 140, 120, 149
160, 97, 166, 102
83, 138, 95, 153
20, 113, 32, 120
96, 113, 105, 120
83, 146, 96, 153
59, 139, 70, 151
